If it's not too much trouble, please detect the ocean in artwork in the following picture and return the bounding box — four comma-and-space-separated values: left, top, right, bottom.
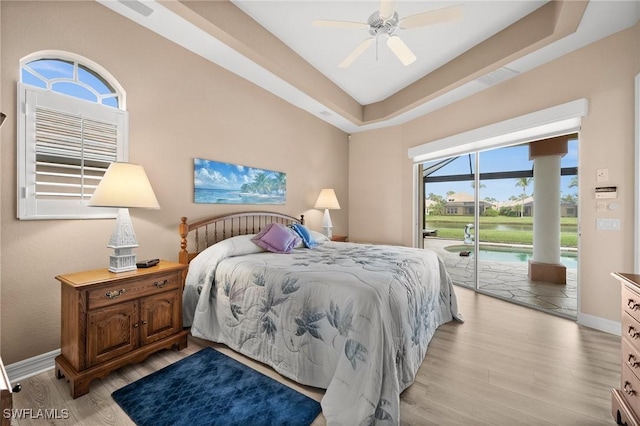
194, 188, 286, 204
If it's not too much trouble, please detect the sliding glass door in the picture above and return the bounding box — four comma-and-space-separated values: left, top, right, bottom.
423, 153, 477, 290
422, 138, 579, 319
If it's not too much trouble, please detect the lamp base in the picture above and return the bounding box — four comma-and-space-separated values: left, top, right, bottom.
106, 209, 139, 273
109, 247, 137, 273
322, 208, 334, 238
322, 226, 333, 239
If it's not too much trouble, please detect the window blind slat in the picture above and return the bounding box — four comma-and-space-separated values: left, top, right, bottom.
36, 181, 98, 189
33, 192, 88, 198
36, 171, 102, 181
35, 161, 111, 172
33, 105, 117, 200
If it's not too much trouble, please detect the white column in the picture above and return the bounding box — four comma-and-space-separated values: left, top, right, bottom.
532, 155, 561, 264
528, 136, 568, 284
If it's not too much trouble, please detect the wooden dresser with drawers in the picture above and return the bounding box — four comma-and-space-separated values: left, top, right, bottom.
611, 272, 640, 425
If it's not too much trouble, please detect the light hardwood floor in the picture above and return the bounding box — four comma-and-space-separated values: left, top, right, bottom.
11, 286, 621, 425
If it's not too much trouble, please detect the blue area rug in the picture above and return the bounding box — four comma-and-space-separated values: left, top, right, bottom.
112, 347, 321, 426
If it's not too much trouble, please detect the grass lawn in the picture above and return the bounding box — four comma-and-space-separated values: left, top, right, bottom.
434, 228, 577, 247
425, 215, 578, 248
425, 215, 578, 226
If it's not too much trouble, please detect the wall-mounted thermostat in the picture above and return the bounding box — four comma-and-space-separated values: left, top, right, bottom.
595, 186, 617, 199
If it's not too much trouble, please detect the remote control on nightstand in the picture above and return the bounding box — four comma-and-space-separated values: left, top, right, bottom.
136, 259, 159, 268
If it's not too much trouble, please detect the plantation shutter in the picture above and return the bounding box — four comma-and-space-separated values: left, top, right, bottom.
34, 106, 118, 199
18, 84, 129, 219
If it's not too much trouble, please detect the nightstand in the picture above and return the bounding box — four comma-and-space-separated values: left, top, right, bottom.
331, 235, 348, 242
54, 260, 189, 398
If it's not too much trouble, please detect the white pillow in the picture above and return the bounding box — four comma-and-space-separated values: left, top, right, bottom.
308, 230, 330, 243
228, 233, 265, 255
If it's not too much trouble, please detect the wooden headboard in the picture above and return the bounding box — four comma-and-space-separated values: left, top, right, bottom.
179, 211, 304, 265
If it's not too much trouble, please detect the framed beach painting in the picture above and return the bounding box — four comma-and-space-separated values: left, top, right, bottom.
194, 158, 286, 204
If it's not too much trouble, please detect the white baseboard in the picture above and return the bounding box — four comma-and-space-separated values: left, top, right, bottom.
5, 349, 59, 384
577, 312, 621, 336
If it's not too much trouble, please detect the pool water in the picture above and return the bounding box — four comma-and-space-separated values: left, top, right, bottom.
444, 245, 577, 269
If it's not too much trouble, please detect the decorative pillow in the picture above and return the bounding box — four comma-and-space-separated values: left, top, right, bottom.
251, 223, 301, 253
290, 223, 318, 248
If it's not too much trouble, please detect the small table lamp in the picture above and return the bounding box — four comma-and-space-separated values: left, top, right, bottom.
314, 188, 340, 238
88, 162, 160, 273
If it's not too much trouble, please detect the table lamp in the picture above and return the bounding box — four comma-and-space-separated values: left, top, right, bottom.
314, 188, 340, 238
88, 162, 160, 272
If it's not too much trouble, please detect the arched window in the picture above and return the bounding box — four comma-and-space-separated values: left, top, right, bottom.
21, 57, 124, 108
17, 52, 129, 219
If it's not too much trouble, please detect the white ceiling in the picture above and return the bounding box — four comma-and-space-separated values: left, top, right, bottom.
232, 1, 549, 105
100, 1, 639, 133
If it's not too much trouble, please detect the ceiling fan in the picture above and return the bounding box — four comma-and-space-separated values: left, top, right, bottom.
313, 0, 463, 68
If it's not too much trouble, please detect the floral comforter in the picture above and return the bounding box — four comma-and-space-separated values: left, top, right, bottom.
183, 235, 461, 425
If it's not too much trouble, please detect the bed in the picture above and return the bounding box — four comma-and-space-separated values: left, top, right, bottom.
179, 211, 461, 425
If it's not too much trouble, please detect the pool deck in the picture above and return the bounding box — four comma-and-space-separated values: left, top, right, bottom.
425, 238, 577, 319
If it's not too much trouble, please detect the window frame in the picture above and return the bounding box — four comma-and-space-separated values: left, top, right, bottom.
17, 52, 128, 220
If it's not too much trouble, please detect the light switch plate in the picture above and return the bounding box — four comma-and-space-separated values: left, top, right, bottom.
597, 217, 621, 230
596, 168, 609, 183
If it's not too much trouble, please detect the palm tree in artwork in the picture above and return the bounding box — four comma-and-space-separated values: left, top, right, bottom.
253, 172, 271, 194
515, 177, 533, 217
272, 172, 286, 194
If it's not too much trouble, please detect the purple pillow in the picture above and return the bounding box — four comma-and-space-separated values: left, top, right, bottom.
251, 223, 301, 253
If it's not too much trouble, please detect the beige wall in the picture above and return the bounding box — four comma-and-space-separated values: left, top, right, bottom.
0, 3, 3, 353
349, 126, 404, 245
350, 23, 640, 325
0, 1, 348, 364
1, 2, 636, 364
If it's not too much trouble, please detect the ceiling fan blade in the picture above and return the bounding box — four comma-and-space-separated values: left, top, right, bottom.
312, 19, 369, 29
399, 4, 464, 29
339, 38, 374, 68
379, 0, 397, 20
387, 36, 417, 66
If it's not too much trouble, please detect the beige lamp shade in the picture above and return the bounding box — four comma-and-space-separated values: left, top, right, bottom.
89, 162, 160, 209
314, 188, 340, 210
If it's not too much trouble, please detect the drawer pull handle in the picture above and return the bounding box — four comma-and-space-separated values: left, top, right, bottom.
133, 323, 139, 328
105, 288, 126, 299
154, 279, 169, 288
629, 326, 640, 339
628, 354, 640, 368
628, 299, 640, 311
624, 381, 636, 396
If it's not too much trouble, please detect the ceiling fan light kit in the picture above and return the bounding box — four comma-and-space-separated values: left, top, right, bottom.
313, 1, 463, 68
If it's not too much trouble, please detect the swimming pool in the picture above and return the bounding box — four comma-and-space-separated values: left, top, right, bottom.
444, 245, 577, 269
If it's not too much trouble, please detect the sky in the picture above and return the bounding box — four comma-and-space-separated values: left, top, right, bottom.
22, 58, 119, 108
424, 140, 578, 202
194, 158, 283, 190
